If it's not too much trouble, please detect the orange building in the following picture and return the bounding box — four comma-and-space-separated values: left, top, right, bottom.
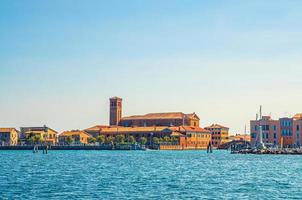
58, 130, 92, 145
0, 128, 19, 146
84, 97, 210, 150
173, 126, 211, 150
85, 125, 211, 150
120, 112, 200, 127
110, 97, 123, 126
205, 124, 229, 148
293, 114, 302, 147
109, 97, 200, 127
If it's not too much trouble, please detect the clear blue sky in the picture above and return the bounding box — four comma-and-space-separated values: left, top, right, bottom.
1, 0, 302, 133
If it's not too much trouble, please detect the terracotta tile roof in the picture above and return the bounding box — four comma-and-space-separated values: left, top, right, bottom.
169, 126, 210, 133
85, 125, 110, 132
293, 113, 302, 120
121, 112, 199, 120
59, 130, 92, 138
20, 126, 58, 133
181, 126, 210, 133
0, 128, 18, 133
205, 124, 229, 129
99, 126, 171, 134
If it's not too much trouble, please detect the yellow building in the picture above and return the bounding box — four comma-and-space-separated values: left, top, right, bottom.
0, 128, 19, 146
58, 130, 92, 145
20, 126, 58, 144
205, 124, 230, 148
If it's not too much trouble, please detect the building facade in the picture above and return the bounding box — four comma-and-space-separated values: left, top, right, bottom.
250, 114, 302, 148
109, 97, 200, 127
0, 128, 19, 146
58, 130, 92, 145
293, 114, 302, 147
250, 116, 280, 146
85, 125, 211, 150
120, 112, 200, 127
110, 97, 123, 126
20, 126, 58, 144
205, 124, 229, 148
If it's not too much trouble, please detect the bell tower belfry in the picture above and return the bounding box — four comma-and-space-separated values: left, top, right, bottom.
109, 97, 122, 126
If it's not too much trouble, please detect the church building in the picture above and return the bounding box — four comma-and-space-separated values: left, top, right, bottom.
109, 97, 200, 127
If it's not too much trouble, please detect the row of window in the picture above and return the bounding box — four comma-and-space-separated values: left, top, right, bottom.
281, 120, 292, 127
251, 133, 277, 139
282, 129, 292, 136
254, 125, 300, 131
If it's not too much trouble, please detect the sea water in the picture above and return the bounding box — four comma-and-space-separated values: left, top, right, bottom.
0, 150, 301, 199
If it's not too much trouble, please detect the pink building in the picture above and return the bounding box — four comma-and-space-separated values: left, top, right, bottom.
250, 114, 302, 148
250, 116, 280, 146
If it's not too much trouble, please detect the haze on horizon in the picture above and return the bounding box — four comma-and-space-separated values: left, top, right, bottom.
1, 0, 302, 134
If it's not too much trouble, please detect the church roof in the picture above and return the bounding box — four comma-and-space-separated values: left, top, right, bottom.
121, 112, 199, 121
205, 124, 229, 129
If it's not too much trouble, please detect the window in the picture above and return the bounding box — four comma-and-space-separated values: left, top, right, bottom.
273, 125, 276, 131
251, 133, 256, 139
274, 133, 277, 139
297, 125, 300, 131
254, 126, 257, 131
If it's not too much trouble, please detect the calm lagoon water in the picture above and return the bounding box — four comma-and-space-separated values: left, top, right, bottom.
0, 150, 302, 200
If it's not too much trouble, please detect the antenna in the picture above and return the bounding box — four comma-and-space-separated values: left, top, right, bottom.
244, 124, 247, 135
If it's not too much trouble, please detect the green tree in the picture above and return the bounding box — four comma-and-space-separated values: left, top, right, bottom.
88, 137, 96, 144
128, 136, 136, 144
66, 136, 74, 145
97, 135, 105, 144
115, 134, 125, 144
171, 136, 179, 144
163, 136, 171, 143
140, 137, 147, 145
32, 135, 43, 144
106, 136, 114, 144
152, 137, 160, 144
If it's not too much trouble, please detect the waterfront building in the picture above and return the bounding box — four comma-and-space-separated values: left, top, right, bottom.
280, 117, 294, 147
229, 134, 251, 142
250, 114, 302, 148
172, 126, 211, 150
250, 116, 280, 147
293, 114, 302, 147
0, 128, 19, 146
86, 97, 210, 149
58, 130, 92, 145
109, 97, 200, 127
85, 125, 211, 150
205, 124, 229, 148
20, 126, 58, 144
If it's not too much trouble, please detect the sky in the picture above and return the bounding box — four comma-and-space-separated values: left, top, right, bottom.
1, 0, 302, 134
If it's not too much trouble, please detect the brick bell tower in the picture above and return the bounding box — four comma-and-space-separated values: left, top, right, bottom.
109, 97, 122, 126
